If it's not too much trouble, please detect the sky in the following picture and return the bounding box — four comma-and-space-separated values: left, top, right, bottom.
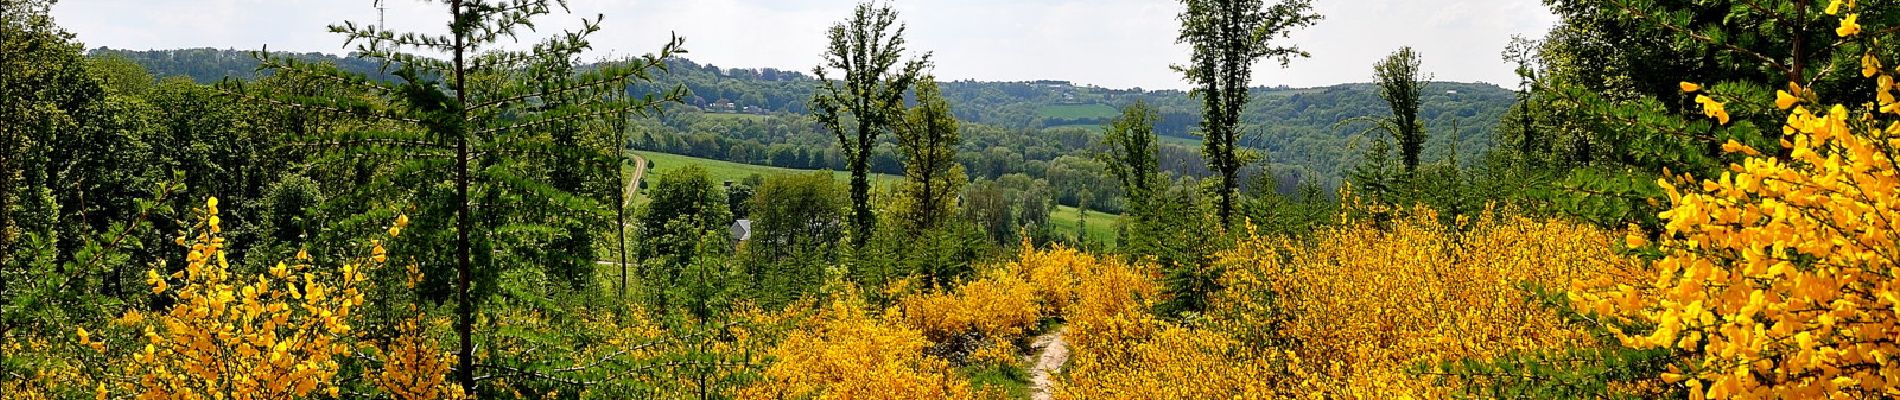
51, 0, 1560, 90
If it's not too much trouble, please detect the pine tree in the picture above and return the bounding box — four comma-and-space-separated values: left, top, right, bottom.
243, 0, 684, 392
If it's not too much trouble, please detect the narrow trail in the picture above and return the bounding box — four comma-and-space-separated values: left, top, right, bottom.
1026, 326, 1069, 400
623, 153, 648, 209
597, 153, 649, 267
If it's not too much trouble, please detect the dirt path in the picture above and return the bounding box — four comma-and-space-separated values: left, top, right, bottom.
597, 153, 649, 267
624, 152, 647, 209
1026, 326, 1069, 400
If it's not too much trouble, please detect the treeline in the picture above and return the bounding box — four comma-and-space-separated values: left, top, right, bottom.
89, 47, 398, 82
628, 58, 1515, 191
101, 48, 1516, 196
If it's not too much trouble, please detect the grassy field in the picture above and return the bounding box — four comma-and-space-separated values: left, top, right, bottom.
1049, 204, 1120, 246
631, 151, 898, 200
1042, 124, 1103, 132
1036, 103, 1118, 119
1158, 134, 1202, 146
635, 150, 837, 185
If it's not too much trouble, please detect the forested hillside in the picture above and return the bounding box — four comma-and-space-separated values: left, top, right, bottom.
13, 0, 1900, 399
97, 47, 1515, 194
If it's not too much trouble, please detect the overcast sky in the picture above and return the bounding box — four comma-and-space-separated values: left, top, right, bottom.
51, 0, 1558, 90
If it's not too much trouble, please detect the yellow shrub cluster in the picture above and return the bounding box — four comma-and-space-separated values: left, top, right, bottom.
1013, 242, 1102, 317
1036, 246, 1160, 361
1575, 11, 1900, 397
123, 197, 374, 399
1052, 209, 1621, 399
1033, 245, 1287, 399
373, 306, 465, 400
893, 243, 1148, 344
1221, 210, 1621, 397
25, 198, 465, 400
739, 297, 975, 399
892, 272, 1040, 342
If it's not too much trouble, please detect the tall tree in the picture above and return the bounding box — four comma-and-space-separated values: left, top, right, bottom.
1373, 46, 1428, 172
636, 165, 731, 312
1175, 0, 1321, 225
1501, 35, 1544, 160
1099, 101, 1162, 208
251, 0, 684, 392
813, 1, 930, 247
894, 76, 963, 232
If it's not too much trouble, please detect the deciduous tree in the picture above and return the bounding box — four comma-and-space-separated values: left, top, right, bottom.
1175, 0, 1321, 225
813, 1, 930, 247
1373, 46, 1428, 173
894, 76, 964, 233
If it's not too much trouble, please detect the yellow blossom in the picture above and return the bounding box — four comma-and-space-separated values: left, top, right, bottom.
1777, 90, 1799, 110
1838, 13, 1861, 37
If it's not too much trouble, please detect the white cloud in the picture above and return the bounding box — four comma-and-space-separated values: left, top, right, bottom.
51, 0, 1557, 89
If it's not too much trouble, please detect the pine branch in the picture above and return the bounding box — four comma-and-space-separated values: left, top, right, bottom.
331, 21, 456, 51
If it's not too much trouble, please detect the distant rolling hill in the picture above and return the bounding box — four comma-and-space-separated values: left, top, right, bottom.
94, 47, 1519, 193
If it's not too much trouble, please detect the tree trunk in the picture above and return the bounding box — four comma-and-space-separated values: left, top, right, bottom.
616, 114, 630, 300
450, 0, 476, 394
849, 121, 874, 249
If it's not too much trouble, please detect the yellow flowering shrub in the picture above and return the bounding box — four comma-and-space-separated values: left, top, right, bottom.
1041, 244, 1287, 399
1042, 246, 1160, 360
22, 198, 466, 400
1052, 208, 1623, 399
1575, 8, 1900, 397
1014, 242, 1101, 317
373, 305, 465, 400
892, 267, 1040, 342
739, 296, 975, 399
1220, 209, 1622, 397
123, 197, 376, 398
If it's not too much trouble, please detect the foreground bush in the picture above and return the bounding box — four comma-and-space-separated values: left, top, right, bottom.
1055, 207, 1626, 398
1575, 7, 1900, 397
740, 294, 977, 399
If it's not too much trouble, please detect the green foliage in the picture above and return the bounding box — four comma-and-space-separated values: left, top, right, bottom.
894, 77, 966, 233
1136, 180, 1230, 318
740, 172, 846, 307
961, 362, 1031, 399
1036, 103, 1118, 119
245, 0, 688, 391
1374, 46, 1428, 172
1520, 0, 1900, 229
1099, 101, 1163, 205
88, 47, 400, 83
1240, 172, 1334, 237
639, 165, 733, 269
1176, 0, 1324, 225
117, 47, 1522, 202
813, 1, 931, 248
963, 175, 1059, 245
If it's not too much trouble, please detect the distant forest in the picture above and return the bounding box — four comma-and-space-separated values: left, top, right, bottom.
91, 47, 1516, 210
